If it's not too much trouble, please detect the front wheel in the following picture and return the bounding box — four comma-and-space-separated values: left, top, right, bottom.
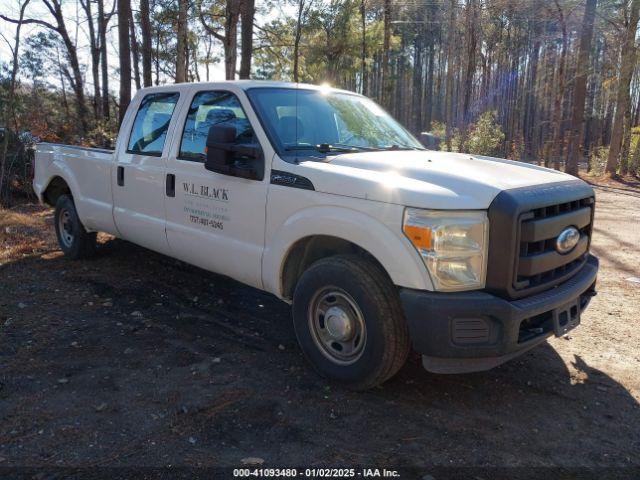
292, 255, 410, 390
54, 195, 97, 259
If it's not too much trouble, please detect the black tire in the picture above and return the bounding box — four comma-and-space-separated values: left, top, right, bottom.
54, 195, 97, 259
292, 254, 410, 390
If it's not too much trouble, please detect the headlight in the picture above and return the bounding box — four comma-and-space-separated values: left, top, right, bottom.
402, 208, 489, 291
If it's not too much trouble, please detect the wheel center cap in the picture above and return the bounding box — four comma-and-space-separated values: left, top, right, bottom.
325, 306, 353, 341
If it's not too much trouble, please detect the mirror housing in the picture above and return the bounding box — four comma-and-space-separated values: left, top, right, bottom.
205, 124, 263, 180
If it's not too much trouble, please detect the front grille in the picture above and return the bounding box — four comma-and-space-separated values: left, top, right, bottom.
486, 180, 596, 300
515, 197, 593, 293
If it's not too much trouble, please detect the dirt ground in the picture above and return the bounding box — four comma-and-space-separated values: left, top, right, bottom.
0, 179, 639, 474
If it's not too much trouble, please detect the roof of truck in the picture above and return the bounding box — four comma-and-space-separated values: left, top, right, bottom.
135, 80, 356, 95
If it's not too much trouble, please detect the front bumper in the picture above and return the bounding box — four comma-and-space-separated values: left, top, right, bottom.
399, 255, 598, 374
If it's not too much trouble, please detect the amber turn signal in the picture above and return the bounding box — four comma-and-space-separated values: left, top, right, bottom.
403, 224, 432, 250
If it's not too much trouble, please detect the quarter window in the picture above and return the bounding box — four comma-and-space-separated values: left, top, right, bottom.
127, 92, 179, 155
179, 91, 255, 162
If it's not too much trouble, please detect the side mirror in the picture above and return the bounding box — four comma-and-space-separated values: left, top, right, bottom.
205, 124, 264, 180
419, 132, 441, 150
205, 124, 235, 172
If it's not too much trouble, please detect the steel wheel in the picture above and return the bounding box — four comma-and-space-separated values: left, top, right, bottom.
58, 208, 74, 248
308, 287, 367, 365
54, 195, 97, 259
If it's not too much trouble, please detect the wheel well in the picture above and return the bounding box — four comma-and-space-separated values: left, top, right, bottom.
280, 235, 391, 300
43, 176, 71, 206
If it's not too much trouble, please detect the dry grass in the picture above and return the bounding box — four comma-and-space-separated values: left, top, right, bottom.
0, 204, 56, 264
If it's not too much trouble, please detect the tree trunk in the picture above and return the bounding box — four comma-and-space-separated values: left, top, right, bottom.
98, 0, 111, 120
155, 29, 161, 84
175, 0, 188, 83
412, 31, 423, 133
191, 37, 200, 81
458, 0, 478, 152
199, 0, 241, 80
381, 0, 391, 107
222, 0, 240, 80
551, 0, 567, 170
606, 0, 640, 175
80, 0, 101, 120
293, 0, 306, 82
620, 117, 633, 175
565, 0, 597, 176
360, 0, 367, 95
239, 0, 255, 79
444, 0, 456, 151
523, 7, 541, 162
425, 41, 434, 131
56, 45, 71, 119
118, 0, 132, 125
139, 0, 153, 87
129, 6, 141, 90
204, 36, 213, 81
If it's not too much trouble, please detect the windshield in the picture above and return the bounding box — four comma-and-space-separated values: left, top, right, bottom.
246, 87, 424, 156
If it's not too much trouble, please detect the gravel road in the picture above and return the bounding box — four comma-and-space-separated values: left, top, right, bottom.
0, 184, 638, 473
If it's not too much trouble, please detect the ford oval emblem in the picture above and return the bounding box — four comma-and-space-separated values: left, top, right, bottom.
556, 226, 580, 254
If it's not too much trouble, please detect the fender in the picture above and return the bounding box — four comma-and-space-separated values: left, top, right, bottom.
39, 162, 82, 210
262, 205, 434, 299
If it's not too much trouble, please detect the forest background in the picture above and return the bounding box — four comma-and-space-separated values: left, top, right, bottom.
2, 0, 640, 203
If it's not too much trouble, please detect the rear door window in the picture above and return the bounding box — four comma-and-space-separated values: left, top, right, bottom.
127, 92, 180, 156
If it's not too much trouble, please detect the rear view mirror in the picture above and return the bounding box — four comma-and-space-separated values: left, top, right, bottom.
205, 124, 264, 180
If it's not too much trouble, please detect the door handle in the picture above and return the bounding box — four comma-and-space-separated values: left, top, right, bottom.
166, 173, 175, 197
117, 166, 125, 186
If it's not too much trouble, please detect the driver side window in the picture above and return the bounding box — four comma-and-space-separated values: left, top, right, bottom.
179, 91, 255, 162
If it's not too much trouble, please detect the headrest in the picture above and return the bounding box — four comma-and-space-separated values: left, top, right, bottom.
205, 108, 236, 125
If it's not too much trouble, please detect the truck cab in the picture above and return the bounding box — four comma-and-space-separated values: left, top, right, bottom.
34, 81, 598, 389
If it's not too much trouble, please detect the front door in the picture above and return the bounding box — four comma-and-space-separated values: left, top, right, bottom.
113, 90, 181, 255
164, 89, 270, 289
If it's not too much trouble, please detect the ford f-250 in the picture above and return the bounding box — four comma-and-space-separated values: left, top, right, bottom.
34, 81, 598, 389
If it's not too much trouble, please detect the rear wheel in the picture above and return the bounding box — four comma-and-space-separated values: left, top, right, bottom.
54, 195, 97, 259
292, 254, 410, 390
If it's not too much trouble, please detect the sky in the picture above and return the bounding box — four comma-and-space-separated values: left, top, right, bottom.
0, 1, 290, 93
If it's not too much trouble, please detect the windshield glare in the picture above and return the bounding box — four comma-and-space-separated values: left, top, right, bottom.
246, 87, 424, 154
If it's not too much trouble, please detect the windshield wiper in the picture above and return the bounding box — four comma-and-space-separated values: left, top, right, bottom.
283, 143, 425, 153
329, 143, 386, 152
379, 144, 425, 151
283, 143, 360, 153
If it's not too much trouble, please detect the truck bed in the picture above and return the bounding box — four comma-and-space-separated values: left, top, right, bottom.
33, 143, 118, 235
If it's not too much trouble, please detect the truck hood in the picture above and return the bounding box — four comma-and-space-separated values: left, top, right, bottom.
295, 150, 576, 209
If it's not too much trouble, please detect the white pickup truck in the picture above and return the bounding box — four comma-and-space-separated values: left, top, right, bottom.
34, 81, 598, 389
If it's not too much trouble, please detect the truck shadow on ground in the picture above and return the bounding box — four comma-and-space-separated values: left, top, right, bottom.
0, 237, 638, 467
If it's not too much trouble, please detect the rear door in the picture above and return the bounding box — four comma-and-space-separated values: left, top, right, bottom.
164, 88, 270, 288
113, 90, 181, 255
